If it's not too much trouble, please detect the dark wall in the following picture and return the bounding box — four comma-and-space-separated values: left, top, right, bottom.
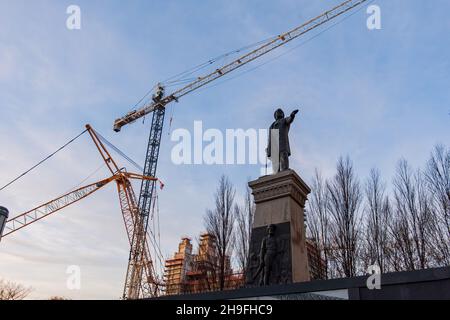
154, 266, 450, 300
350, 268, 450, 300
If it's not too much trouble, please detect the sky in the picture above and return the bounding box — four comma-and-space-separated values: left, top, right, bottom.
0, 0, 449, 299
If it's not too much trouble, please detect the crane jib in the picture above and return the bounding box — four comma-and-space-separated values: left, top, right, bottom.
112, 0, 367, 132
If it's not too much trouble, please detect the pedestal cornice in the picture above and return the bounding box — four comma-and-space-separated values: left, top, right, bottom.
249, 170, 311, 208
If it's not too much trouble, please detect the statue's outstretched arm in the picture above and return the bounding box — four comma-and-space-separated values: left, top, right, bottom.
286, 109, 299, 124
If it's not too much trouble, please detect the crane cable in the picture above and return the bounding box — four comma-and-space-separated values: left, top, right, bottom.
151, 190, 164, 275
91, 128, 166, 266
129, 3, 363, 112
93, 129, 167, 268
62, 162, 107, 195
0, 129, 88, 192
196, 0, 376, 95
160, 35, 279, 86
128, 35, 280, 112
93, 129, 144, 173
161, 0, 373, 92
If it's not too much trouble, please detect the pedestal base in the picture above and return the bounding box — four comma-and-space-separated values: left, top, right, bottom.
246, 169, 311, 285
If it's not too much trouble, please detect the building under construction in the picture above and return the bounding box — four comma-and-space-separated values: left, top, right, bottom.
164, 237, 194, 295
164, 233, 242, 295
164, 234, 326, 296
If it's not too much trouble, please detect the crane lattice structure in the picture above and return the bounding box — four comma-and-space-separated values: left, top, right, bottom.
2, 125, 164, 297
113, 0, 368, 299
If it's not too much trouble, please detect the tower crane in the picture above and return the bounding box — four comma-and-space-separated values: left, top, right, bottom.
113, 0, 368, 299
1, 124, 164, 298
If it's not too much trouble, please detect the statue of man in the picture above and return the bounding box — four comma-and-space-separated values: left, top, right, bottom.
252, 224, 278, 286
267, 108, 299, 173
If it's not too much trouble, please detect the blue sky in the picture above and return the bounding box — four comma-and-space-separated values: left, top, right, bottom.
0, 0, 449, 299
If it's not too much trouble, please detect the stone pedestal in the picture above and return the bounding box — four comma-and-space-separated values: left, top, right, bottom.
246, 169, 311, 285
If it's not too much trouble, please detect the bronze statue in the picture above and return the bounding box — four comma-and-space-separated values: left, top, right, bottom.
267, 108, 299, 173
252, 224, 278, 286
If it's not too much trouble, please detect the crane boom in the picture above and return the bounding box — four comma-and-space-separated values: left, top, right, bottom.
2, 177, 115, 238
1, 171, 157, 239
2, 171, 162, 297
113, 0, 367, 132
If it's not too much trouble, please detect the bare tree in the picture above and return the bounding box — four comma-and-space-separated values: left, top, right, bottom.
204, 175, 236, 290
392, 159, 432, 270
235, 185, 254, 275
48, 296, 71, 300
307, 169, 330, 279
307, 145, 450, 277
326, 156, 362, 278
362, 168, 392, 273
389, 211, 414, 271
0, 279, 32, 300
425, 144, 450, 266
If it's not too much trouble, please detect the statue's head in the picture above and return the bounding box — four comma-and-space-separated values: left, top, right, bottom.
274, 108, 284, 120
267, 224, 276, 236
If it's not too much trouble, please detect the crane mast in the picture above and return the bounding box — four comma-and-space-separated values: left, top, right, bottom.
122, 106, 165, 299
114, 0, 368, 299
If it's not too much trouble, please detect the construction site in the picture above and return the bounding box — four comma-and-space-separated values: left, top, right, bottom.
1, 0, 449, 301
163, 234, 326, 296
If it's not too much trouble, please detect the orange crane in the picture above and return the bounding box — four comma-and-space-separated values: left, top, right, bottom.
112, 0, 369, 299
1, 124, 164, 298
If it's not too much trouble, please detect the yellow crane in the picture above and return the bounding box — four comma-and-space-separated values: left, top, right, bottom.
1, 125, 164, 297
